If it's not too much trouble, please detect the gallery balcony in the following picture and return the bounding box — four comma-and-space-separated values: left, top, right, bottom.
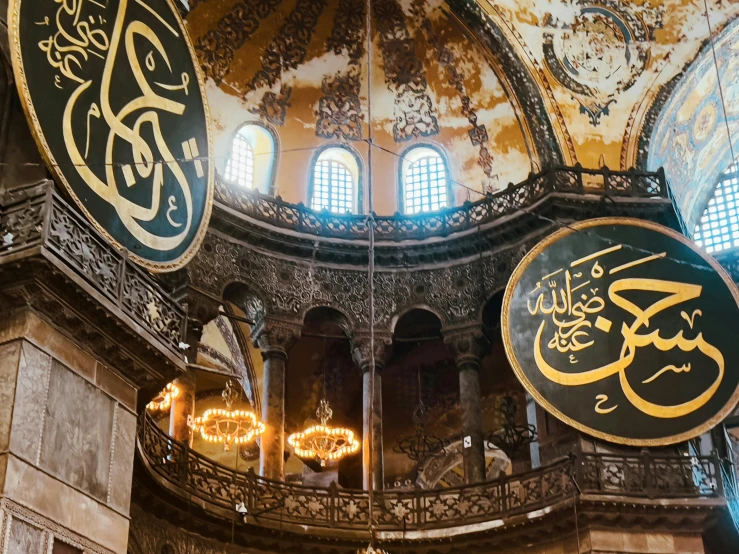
136, 411, 729, 546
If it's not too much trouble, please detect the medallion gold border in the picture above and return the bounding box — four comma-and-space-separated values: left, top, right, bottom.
501, 216, 739, 446
7, 0, 215, 273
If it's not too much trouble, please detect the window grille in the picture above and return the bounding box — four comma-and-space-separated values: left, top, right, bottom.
404, 153, 448, 214
224, 134, 255, 188
694, 158, 739, 253
311, 159, 354, 213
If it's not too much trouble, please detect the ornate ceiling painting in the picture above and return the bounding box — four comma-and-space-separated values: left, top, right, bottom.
649, 18, 739, 232
471, 0, 738, 171
185, 0, 536, 213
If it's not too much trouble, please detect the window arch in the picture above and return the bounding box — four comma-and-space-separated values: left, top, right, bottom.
693, 155, 739, 253
223, 123, 277, 194
310, 147, 360, 214
401, 146, 449, 215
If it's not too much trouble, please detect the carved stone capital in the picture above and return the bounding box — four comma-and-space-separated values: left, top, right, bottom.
351, 332, 393, 373
443, 322, 490, 372
251, 317, 302, 359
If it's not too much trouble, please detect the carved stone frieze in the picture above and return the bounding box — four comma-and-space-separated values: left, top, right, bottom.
188, 230, 539, 334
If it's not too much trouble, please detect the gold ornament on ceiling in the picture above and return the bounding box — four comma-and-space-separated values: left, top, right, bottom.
190, 380, 265, 451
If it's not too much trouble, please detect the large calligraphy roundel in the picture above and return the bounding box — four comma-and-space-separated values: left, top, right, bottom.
8, 0, 214, 272
502, 218, 739, 445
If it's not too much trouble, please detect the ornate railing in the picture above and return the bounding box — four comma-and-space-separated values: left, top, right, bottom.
138, 412, 721, 534
215, 166, 668, 242
0, 183, 187, 356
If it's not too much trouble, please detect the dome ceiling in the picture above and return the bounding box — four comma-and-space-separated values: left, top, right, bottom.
185, 0, 739, 214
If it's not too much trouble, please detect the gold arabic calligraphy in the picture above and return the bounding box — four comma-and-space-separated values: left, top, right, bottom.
527, 245, 724, 419
40, 0, 202, 251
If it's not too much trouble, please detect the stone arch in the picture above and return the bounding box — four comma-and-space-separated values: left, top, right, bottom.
390, 304, 448, 333
645, 18, 739, 231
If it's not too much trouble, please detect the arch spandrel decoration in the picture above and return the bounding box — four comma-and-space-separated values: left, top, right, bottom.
648, 18, 739, 232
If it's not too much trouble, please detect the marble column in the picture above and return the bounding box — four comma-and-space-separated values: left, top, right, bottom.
169, 369, 196, 446
444, 324, 490, 485
252, 317, 301, 481
351, 335, 391, 491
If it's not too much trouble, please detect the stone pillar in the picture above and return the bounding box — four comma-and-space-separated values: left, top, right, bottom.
169, 369, 196, 446
0, 308, 140, 553
526, 393, 541, 469
444, 324, 490, 485
351, 334, 391, 491
252, 317, 301, 481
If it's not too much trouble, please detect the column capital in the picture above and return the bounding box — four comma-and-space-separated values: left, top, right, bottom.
252, 316, 302, 359
351, 332, 393, 373
443, 322, 490, 372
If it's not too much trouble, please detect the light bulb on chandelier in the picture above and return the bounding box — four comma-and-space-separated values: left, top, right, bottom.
147, 382, 180, 413
288, 399, 360, 467
190, 380, 265, 452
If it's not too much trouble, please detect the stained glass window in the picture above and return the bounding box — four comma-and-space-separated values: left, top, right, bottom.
404, 149, 448, 214
694, 157, 739, 253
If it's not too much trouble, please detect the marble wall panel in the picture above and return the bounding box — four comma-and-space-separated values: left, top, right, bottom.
106, 406, 136, 515
0, 341, 20, 452
7, 517, 46, 554
39, 360, 115, 503
10, 341, 52, 463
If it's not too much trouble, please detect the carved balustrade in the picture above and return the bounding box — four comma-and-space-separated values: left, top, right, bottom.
138, 412, 722, 535
0, 183, 187, 357
215, 166, 667, 241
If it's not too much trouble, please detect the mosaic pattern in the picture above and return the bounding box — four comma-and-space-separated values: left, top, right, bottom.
648, 19, 739, 230
542, 0, 660, 126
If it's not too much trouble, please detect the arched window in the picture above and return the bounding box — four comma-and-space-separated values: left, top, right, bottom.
402, 146, 449, 214
693, 156, 739, 253
223, 124, 276, 194
311, 147, 359, 214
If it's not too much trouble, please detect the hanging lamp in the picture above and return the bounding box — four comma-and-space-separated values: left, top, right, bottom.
190, 380, 265, 452
394, 342, 446, 462
485, 394, 537, 460
287, 339, 360, 467
147, 382, 180, 413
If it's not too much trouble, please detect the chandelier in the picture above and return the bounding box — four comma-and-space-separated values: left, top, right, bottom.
190, 380, 265, 452
288, 399, 360, 466
394, 344, 446, 462
147, 382, 179, 412
486, 394, 537, 459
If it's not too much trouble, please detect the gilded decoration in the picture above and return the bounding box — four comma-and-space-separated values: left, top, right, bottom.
542, 1, 661, 126
502, 217, 739, 446
8, 0, 215, 271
